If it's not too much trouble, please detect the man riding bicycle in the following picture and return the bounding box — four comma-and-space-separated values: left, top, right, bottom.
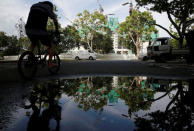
25, 1, 59, 68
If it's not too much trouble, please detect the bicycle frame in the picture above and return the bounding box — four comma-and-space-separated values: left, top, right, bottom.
35, 43, 49, 63
18, 32, 61, 79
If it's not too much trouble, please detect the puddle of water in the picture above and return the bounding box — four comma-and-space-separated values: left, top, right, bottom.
0, 76, 194, 131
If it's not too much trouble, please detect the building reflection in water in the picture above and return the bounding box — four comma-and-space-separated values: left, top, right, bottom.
25, 77, 194, 130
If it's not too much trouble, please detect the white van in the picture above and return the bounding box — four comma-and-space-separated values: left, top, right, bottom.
72, 50, 98, 60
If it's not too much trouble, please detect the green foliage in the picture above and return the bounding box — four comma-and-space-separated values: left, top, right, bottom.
135, 0, 194, 18
0, 32, 9, 47
17, 37, 31, 51
60, 25, 81, 53
170, 39, 179, 49
119, 35, 136, 54
0, 31, 32, 55
74, 10, 108, 51
119, 9, 157, 40
1, 34, 21, 55
135, 0, 194, 48
119, 9, 158, 56
93, 31, 113, 53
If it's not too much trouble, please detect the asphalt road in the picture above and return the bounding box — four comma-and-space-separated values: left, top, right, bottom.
0, 60, 194, 83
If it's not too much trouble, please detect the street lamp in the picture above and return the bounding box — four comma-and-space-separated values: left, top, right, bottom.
105, 13, 115, 22
107, 13, 115, 16
122, 1, 133, 15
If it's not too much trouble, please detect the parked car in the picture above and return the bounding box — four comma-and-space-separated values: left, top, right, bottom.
72, 50, 98, 60
147, 37, 189, 62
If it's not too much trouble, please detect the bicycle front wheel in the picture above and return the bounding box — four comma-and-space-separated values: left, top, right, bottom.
18, 51, 37, 79
48, 53, 60, 74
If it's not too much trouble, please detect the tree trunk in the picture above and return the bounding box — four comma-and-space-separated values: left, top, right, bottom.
135, 36, 141, 58
91, 35, 94, 51
178, 36, 184, 49
86, 39, 92, 51
136, 44, 140, 58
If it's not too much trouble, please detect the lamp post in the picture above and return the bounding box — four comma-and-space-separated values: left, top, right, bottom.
122, 1, 133, 15
105, 13, 115, 20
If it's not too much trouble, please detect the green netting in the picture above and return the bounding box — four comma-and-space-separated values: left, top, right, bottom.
107, 89, 119, 103
142, 32, 159, 41
77, 16, 120, 38
151, 32, 158, 39
107, 17, 119, 32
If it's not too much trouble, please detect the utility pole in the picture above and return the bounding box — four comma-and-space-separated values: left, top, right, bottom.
122, 1, 133, 15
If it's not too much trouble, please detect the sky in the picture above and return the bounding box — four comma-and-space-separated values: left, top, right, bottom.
0, 0, 170, 37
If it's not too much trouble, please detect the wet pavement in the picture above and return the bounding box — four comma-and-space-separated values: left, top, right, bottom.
0, 60, 194, 130
0, 60, 194, 83
0, 75, 194, 131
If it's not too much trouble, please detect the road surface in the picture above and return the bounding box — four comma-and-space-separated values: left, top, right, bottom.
0, 60, 193, 83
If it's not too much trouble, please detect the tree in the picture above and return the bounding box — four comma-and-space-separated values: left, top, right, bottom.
17, 37, 31, 52
15, 17, 26, 38
3, 35, 20, 55
74, 10, 107, 51
60, 25, 81, 52
135, 0, 194, 48
135, 80, 194, 130
117, 77, 155, 117
119, 34, 136, 54
119, 9, 158, 57
93, 31, 113, 53
0, 32, 8, 47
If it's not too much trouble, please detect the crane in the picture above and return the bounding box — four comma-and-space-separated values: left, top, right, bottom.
122, 0, 133, 15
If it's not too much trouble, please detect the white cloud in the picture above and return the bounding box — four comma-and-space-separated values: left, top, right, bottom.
0, 0, 170, 37
0, 0, 30, 35
53, 0, 96, 28
152, 12, 170, 37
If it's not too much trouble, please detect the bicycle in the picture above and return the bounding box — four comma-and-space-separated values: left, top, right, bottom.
18, 32, 61, 79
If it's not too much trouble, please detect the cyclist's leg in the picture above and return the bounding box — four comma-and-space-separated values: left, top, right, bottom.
40, 34, 54, 68
27, 35, 38, 52
48, 43, 54, 68
30, 43, 36, 52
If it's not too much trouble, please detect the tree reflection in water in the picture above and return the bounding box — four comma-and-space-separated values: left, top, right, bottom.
134, 79, 194, 131
25, 77, 194, 130
118, 77, 155, 117
63, 77, 113, 113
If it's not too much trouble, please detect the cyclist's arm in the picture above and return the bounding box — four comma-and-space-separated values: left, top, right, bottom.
53, 17, 59, 33
47, 7, 59, 32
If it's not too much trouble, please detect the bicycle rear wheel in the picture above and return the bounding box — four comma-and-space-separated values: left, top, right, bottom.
18, 51, 37, 79
48, 53, 60, 74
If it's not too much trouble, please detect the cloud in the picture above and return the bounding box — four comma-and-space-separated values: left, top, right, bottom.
53, 0, 97, 27
0, 0, 30, 35
0, 0, 170, 37
152, 12, 170, 37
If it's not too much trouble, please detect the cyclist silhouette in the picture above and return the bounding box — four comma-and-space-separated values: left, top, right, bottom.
25, 81, 62, 131
25, 1, 59, 68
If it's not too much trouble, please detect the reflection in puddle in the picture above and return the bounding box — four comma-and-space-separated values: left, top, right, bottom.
1, 77, 194, 130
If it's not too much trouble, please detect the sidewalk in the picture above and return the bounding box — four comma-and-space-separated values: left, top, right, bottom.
0, 54, 136, 63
